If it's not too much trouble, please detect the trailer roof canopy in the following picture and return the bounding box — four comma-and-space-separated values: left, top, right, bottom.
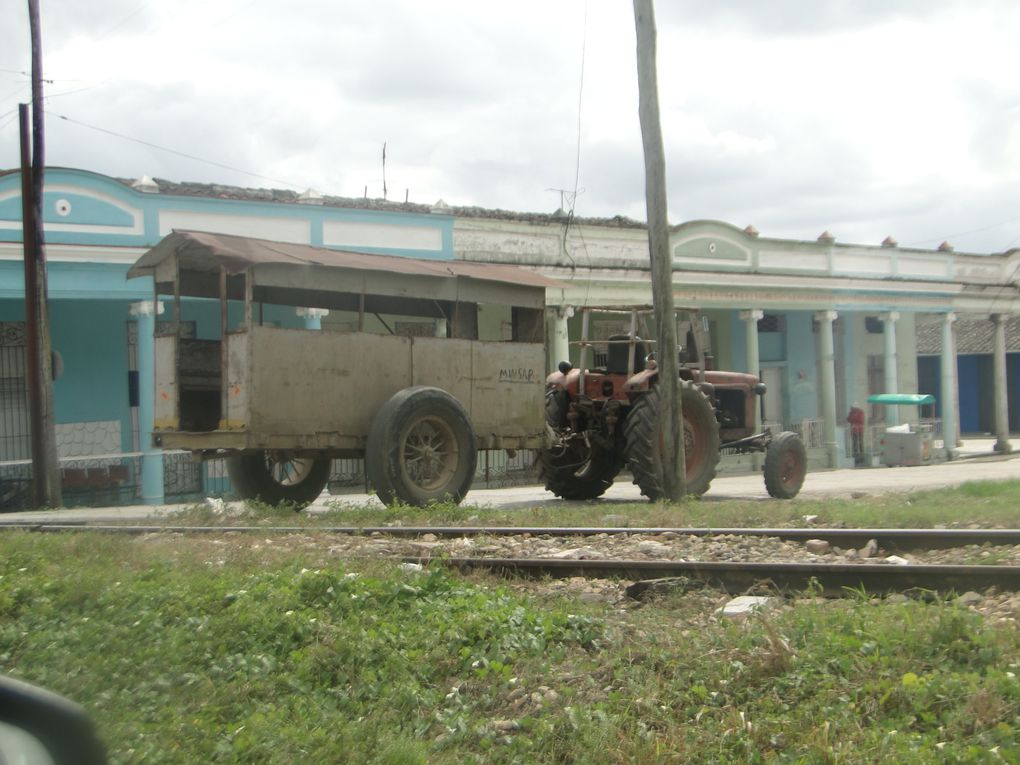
867, 393, 936, 406
128, 230, 561, 312
129, 230, 560, 288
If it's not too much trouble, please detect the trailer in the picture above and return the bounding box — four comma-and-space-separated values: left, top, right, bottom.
128, 230, 555, 507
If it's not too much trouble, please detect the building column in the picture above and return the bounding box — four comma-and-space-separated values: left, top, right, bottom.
940, 312, 959, 460
130, 300, 165, 504
740, 310, 764, 467
547, 305, 573, 372
992, 313, 1013, 453
815, 310, 840, 468
296, 306, 329, 330
881, 311, 900, 427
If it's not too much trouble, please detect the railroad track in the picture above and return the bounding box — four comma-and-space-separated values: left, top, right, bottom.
415, 556, 1020, 598
1, 521, 1019, 550
3, 521, 1019, 595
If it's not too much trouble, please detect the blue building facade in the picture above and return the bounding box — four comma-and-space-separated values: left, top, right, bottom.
0, 168, 454, 507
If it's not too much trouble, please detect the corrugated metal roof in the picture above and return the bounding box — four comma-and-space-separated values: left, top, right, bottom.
916, 315, 1020, 355
128, 230, 564, 289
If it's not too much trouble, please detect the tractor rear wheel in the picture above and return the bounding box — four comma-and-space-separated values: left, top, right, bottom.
226, 451, 331, 509
539, 391, 623, 500
366, 386, 477, 507
624, 381, 721, 499
763, 430, 807, 499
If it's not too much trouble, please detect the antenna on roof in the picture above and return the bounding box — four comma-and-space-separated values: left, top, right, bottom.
545, 187, 585, 217
382, 142, 387, 201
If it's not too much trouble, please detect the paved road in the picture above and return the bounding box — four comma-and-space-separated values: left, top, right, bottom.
3, 441, 1017, 523
410, 449, 1020, 511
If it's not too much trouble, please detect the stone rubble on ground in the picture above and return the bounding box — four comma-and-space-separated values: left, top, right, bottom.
716, 595, 777, 620
178, 527, 1020, 622
858, 539, 880, 559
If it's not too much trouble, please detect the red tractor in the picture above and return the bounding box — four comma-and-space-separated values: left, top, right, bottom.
540, 308, 807, 501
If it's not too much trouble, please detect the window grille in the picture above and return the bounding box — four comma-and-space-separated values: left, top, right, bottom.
757, 314, 784, 333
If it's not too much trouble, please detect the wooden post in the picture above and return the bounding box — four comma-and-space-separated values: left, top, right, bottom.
633, 0, 685, 499
20, 0, 61, 508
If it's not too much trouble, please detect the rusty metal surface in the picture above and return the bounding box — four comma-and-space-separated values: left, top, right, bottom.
470, 341, 545, 438
153, 336, 178, 429
249, 326, 412, 436
129, 230, 563, 289
184, 326, 547, 448
222, 331, 250, 429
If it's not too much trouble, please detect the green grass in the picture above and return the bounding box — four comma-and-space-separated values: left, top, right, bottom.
1, 526, 1019, 763
163, 479, 1020, 531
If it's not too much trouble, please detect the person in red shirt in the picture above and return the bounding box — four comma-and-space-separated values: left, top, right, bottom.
847, 403, 865, 464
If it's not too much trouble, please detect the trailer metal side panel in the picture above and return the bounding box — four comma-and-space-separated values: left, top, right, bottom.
153, 335, 178, 430
247, 326, 412, 437
470, 341, 545, 440
411, 337, 473, 415
222, 331, 250, 430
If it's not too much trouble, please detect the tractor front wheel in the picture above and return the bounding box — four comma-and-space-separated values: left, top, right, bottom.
763, 431, 807, 499
539, 392, 623, 500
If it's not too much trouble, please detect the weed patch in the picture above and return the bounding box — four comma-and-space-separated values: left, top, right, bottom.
0, 530, 1018, 762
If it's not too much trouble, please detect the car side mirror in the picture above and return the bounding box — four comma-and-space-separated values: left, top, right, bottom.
0, 674, 107, 765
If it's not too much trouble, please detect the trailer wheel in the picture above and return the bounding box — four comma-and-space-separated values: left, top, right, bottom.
366, 386, 477, 507
226, 451, 331, 509
539, 391, 623, 500
624, 381, 721, 499
764, 431, 807, 499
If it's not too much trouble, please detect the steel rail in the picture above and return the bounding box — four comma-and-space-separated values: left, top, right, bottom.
0, 522, 1019, 551
1, 521, 1016, 594
411, 556, 1020, 596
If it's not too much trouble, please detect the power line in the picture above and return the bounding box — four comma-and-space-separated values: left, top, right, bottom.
571, 0, 587, 211
905, 215, 1020, 251
52, 112, 308, 190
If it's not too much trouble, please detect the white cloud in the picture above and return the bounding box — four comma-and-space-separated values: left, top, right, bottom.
1, 0, 1018, 252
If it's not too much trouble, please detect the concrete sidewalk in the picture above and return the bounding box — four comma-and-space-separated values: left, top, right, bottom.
2, 436, 1016, 523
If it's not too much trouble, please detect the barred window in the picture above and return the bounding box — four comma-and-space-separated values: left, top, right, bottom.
865, 316, 884, 334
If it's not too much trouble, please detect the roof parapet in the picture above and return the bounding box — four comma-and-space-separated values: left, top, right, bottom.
131, 175, 159, 194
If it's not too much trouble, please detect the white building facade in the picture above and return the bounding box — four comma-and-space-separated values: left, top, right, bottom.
453, 215, 1020, 466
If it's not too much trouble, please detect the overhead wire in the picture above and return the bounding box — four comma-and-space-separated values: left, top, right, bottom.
561, 0, 597, 314
0, 110, 20, 132
905, 214, 1020, 252
51, 112, 309, 190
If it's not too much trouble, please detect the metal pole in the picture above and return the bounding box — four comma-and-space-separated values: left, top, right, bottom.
633, 0, 684, 499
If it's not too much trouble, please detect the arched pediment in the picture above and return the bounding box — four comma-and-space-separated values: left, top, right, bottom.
0, 168, 145, 239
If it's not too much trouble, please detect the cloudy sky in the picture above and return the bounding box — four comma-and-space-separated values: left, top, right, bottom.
2, 0, 1019, 253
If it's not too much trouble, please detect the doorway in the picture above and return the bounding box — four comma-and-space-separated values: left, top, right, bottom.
761, 366, 785, 427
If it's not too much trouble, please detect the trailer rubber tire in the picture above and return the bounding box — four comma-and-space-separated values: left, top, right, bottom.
763, 430, 807, 499
539, 391, 623, 500
226, 451, 331, 509
624, 381, 721, 499
366, 386, 477, 507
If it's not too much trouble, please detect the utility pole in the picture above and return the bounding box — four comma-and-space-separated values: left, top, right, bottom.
20, 0, 62, 508
633, 0, 685, 500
